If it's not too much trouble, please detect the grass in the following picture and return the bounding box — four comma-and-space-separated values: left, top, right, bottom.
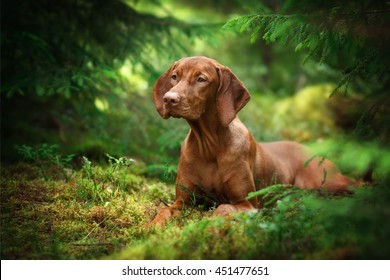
1, 159, 390, 260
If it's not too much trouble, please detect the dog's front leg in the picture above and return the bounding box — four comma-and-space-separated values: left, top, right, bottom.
150, 182, 193, 227
214, 171, 257, 217
150, 199, 184, 226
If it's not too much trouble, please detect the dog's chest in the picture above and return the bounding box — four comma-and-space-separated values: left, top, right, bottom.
189, 159, 228, 193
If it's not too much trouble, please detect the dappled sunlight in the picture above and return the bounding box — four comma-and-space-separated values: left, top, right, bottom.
1, 0, 389, 261
241, 84, 365, 143
271, 84, 363, 142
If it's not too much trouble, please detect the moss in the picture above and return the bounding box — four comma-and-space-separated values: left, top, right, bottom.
2, 162, 390, 260
1, 162, 180, 259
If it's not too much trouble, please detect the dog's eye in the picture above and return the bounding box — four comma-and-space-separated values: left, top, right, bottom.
171, 74, 177, 80
197, 76, 207, 83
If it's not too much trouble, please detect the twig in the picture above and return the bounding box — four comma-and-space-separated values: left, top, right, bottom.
70, 243, 112, 247
159, 198, 170, 207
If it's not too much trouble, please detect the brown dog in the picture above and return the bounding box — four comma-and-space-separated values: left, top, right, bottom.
151, 56, 356, 226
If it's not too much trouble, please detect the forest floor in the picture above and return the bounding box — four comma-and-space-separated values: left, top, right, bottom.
1, 161, 390, 260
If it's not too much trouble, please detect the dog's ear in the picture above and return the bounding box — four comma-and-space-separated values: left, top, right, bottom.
216, 66, 251, 126
153, 63, 176, 118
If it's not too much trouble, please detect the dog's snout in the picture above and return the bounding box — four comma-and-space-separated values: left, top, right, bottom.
163, 91, 180, 106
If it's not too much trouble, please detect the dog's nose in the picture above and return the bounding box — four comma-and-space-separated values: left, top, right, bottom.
163, 91, 180, 106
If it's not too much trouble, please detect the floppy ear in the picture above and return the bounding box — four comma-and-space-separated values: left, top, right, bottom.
153, 63, 176, 118
216, 66, 251, 126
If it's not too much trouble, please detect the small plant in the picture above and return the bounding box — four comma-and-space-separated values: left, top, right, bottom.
80, 156, 104, 202
105, 154, 135, 178
105, 153, 136, 192
247, 183, 301, 208
16, 143, 74, 181
79, 154, 137, 203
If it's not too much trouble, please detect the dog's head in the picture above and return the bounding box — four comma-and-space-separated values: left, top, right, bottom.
153, 56, 250, 126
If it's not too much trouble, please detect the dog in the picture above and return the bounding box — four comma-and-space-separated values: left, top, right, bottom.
151, 56, 356, 226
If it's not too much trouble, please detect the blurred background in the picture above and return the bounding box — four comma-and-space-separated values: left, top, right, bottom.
2, 0, 390, 261
1, 0, 389, 181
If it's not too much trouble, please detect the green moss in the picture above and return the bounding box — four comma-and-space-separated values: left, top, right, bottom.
1, 162, 390, 260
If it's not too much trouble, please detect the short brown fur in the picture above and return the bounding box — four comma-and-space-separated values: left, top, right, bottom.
151, 56, 356, 226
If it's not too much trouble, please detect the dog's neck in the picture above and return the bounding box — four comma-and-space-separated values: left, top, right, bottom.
186, 110, 227, 161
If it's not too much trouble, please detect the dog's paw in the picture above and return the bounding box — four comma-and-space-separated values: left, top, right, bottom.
214, 204, 236, 216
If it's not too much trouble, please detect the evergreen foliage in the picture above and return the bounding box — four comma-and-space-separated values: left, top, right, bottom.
1, 0, 217, 162
224, 0, 389, 143
1, 0, 214, 98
